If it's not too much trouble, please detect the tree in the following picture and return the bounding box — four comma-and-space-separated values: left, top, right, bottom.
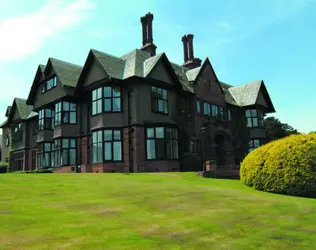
264, 117, 299, 141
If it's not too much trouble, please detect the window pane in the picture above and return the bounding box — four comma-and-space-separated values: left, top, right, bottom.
252, 118, 258, 127
247, 118, 252, 127
245, 110, 251, 117
97, 131, 102, 142
197, 100, 200, 113
158, 100, 163, 112
249, 140, 254, 147
45, 109, 52, 117
251, 110, 257, 117
104, 142, 112, 160
92, 90, 97, 101
104, 98, 111, 112
162, 89, 167, 100
104, 130, 112, 141
113, 87, 120, 97
163, 100, 168, 113
70, 103, 76, 111
63, 112, 69, 123
155, 127, 164, 138
92, 132, 97, 143
146, 128, 154, 138
113, 130, 121, 140
97, 143, 102, 162
92, 101, 97, 115
44, 143, 51, 151
63, 102, 70, 111
62, 149, 69, 165
69, 149, 76, 165
70, 139, 76, 148
151, 87, 158, 98
254, 140, 260, 148
104, 87, 112, 97
113, 142, 122, 161
97, 100, 102, 114
112, 98, 121, 112
146, 140, 156, 159
92, 144, 97, 162
97, 88, 102, 98
70, 112, 76, 123
62, 139, 69, 148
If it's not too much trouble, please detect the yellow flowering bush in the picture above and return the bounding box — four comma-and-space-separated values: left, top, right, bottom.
240, 134, 316, 198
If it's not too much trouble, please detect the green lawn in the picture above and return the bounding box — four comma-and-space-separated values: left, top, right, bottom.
0, 173, 315, 250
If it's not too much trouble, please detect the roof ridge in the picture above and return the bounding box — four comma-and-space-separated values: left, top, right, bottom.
91, 49, 124, 62
232, 80, 262, 88
49, 57, 83, 68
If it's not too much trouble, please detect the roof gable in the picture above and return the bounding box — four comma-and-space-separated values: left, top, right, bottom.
46, 58, 82, 88
26, 64, 46, 105
144, 53, 182, 86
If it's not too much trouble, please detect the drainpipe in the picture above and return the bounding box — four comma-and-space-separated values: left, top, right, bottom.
127, 87, 134, 173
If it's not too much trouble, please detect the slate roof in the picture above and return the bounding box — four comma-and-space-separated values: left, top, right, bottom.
0, 98, 34, 128
49, 58, 82, 88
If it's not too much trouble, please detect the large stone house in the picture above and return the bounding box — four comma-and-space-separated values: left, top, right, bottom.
0, 13, 275, 173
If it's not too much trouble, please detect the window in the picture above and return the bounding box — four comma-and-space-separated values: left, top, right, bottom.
212, 105, 218, 117
91, 129, 122, 163
204, 102, 210, 116
220, 107, 224, 118
42, 76, 57, 92
38, 109, 54, 130
55, 102, 77, 125
146, 127, 179, 160
5, 133, 10, 146
196, 100, 201, 113
151, 87, 168, 114
227, 109, 232, 121
12, 123, 22, 142
104, 130, 122, 161
12, 152, 24, 171
92, 86, 121, 115
37, 143, 53, 168
245, 109, 264, 128
188, 140, 201, 153
249, 139, 262, 152
53, 138, 76, 166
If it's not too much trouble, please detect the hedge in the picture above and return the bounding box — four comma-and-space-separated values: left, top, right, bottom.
12, 169, 54, 174
240, 133, 316, 198
0, 162, 9, 173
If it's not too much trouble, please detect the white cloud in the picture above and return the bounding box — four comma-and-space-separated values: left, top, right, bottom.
0, 0, 94, 63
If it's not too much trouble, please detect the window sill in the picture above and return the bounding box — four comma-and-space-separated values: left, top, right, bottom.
146, 158, 179, 161
151, 111, 169, 116
91, 111, 122, 117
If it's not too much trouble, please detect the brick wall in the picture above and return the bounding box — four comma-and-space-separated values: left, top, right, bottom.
54, 166, 75, 173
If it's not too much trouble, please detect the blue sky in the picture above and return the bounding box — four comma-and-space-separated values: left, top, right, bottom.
0, 0, 315, 133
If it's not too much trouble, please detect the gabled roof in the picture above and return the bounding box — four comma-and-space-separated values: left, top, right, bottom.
0, 98, 34, 128
220, 80, 275, 113
26, 64, 46, 105
46, 58, 82, 88
76, 49, 182, 92
5, 106, 12, 117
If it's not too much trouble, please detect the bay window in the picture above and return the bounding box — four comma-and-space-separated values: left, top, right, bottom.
91, 129, 122, 162
92, 86, 121, 115
249, 139, 262, 152
151, 87, 168, 114
38, 109, 54, 130
245, 109, 264, 128
53, 138, 76, 166
146, 127, 179, 160
55, 102, 77, 125
37, 143, 53, 168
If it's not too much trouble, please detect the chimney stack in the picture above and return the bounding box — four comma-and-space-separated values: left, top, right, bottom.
182, 33, 201, 69
140, 12, 157, 57
181, 35, 189, 63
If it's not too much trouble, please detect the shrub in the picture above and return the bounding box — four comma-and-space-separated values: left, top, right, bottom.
240, 134, 316, 198
0, 162, 8, 173
12, 168, 53, 174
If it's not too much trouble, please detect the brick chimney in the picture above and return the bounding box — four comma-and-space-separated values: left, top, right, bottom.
140, 12, 157, 57
182, 34, 201, 69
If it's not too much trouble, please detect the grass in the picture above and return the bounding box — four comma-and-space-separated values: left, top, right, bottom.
0, 172, 315, 250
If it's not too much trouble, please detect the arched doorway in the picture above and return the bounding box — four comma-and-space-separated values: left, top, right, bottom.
214, 134, 226, 166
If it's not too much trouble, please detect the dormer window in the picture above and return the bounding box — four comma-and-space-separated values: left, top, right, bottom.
42, 76, 57, 93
